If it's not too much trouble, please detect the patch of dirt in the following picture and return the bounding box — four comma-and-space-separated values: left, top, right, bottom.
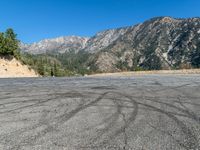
0, 57, 38, 78
89, 69, 200, 77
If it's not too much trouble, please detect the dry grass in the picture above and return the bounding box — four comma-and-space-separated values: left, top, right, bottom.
89, 69, 200, 77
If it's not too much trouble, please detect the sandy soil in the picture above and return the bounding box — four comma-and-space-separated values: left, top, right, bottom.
89, 69, 200, 77
0, 58, 39, 78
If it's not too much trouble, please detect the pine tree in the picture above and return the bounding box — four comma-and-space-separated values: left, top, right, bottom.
51, 67, 54, 77
0, 33, 5, 54
0, 28, 20, 58
54, 61, 59, 76
191, 43, 200, 68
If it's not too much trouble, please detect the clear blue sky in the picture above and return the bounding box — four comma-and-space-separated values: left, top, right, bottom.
0, 0, 199, 43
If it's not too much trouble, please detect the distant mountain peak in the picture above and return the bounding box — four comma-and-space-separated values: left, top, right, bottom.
20, 16, 200, 72
21, 36, 89, 54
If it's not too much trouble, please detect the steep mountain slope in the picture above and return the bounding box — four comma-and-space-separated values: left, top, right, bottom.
20, 17, 200, 73
83, 27, 129, 53
88, 17, 200, 72
21, 36, 89, 54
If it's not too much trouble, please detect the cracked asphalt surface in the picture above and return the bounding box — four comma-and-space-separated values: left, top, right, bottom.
0, 75, 200, 150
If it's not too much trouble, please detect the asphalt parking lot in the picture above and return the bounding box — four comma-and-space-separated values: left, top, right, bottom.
0, 75, 199, 150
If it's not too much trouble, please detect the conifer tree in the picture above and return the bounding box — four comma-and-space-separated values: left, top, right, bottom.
0, 28, 20, 58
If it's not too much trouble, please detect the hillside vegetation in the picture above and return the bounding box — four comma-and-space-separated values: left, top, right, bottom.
20, 51, 92, 77
20, 17, 200, 74
2, 17, 200, 77
0, 28, 38, 77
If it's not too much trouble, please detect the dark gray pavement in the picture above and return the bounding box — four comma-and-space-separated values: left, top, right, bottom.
0, 75, 200, 150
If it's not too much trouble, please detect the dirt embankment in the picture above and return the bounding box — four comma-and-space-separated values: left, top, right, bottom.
0, 57, 39, 78
89, 69, 200, 77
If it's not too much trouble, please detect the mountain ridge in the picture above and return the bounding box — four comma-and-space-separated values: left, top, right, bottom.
20, 16, 200, 73
20, 36, 89, 54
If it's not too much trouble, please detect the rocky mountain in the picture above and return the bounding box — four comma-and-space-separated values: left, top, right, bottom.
20, 17, 200, 73
83, 27, 129, 53
21, 36, 89, 54
87, 17, 200, 72
20, 29, 130, 54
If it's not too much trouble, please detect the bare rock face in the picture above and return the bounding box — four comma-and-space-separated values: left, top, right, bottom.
94, 52, 119, 72
83, 28, 129, 53
20, 17, 200, 72
88, 17, 200, 71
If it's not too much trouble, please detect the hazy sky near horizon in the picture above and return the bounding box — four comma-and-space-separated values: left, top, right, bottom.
0, 0, 199, 43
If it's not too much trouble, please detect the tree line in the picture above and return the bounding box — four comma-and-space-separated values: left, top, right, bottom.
21, 53, 77, 77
